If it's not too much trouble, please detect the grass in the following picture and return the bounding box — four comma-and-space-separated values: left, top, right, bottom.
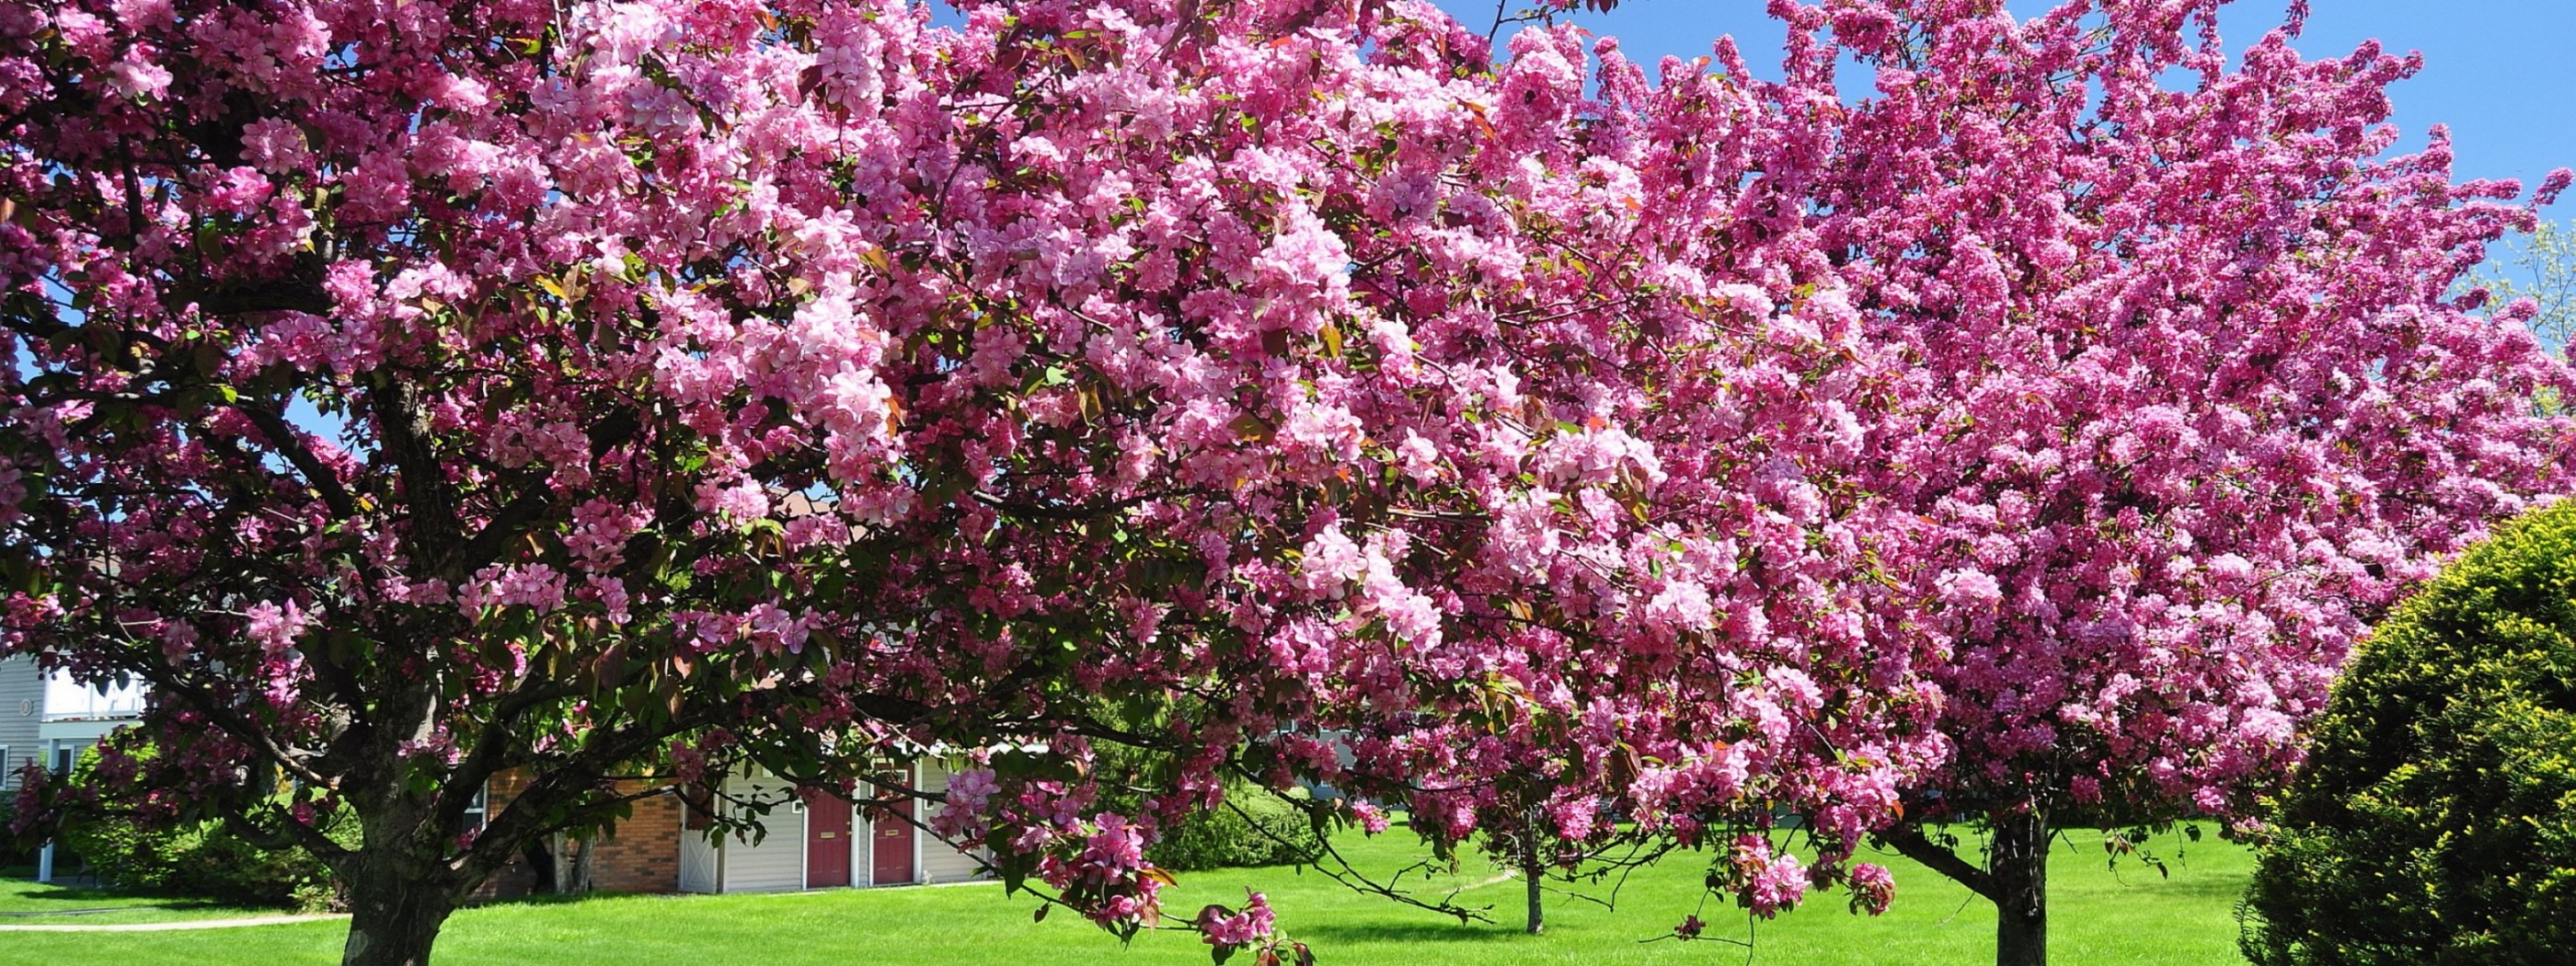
0, 824, 2252, 964
0, 875, 298, 926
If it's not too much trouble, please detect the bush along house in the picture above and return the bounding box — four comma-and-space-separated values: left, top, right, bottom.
477, 756, 991, 897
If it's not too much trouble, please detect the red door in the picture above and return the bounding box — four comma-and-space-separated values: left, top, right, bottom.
803, 788, 851, 888
870, 770, 915, 885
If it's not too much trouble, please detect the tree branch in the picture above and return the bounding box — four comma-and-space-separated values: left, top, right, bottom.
1875, 823, 1997, 903
180, 279, 332, 316
233, 399, 362, 522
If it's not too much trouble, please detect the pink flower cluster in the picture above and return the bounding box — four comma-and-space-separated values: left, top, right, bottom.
241, 600, 309, 658
1846, 863, 1895, 916
1349, 800, 1390, 835
1198, 890, 1278, 948
1727, 834, 1811, 918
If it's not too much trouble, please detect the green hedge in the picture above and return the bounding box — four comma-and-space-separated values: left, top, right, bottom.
1145, 785, 1323, 873
60, 810, 352, 910
1086, 743, 1325, 872
2240, 502, 2576, 965
51, 743, 358, 911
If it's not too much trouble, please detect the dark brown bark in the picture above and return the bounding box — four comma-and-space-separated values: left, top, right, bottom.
1878, 810, 2051, 966
339, 852, 463, 966
523, 838, 558, 894
1880, 823, 1995, 899
1519, 804, 1544, 934
1524, 857, 1545, 935
334, 675, 469, 966
1990, 811, 2049, 966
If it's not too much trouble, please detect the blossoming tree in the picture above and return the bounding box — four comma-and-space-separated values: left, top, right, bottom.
1344, 5, 2564, 955
15, 0, 2555, 962
1721, 2, 2571, 963
0, 1, 1941, 963
1307, 12, 1945, 936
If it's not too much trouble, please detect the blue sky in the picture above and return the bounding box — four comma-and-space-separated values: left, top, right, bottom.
1432, 0, 2576, 195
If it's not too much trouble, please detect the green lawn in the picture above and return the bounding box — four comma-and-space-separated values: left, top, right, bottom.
0, 825, 2251, 964
0, 875, 297, 926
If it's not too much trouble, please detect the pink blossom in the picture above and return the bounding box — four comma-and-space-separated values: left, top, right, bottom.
696, 479, 771, 522
459, 564, 568, 615
1298, 527, 1364, 598
103, 56, 173, 98
1199, 890, 1278, 948
8, 0, 2566, 949
1550, 795, 1599, 840
1739, 839, 1807, 917
1846, 863, 1895, 916
1350, 799, 1389, 835
944, 768, 998, 815
1078, 813, 1145, 875
204, 167, 272, 214
1936, 569, 2003, 608
242, 600, 308, 658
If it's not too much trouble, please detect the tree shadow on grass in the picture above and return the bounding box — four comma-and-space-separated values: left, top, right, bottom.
466, 890, 644, 911
1291, 920, 1528, 946
2072, 854, 2248, 900
2119, 875, 2248, 901
0, 880, 237, 915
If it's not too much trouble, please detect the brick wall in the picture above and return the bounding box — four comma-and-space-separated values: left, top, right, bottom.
587, 781, 681, 892
472, 771, 683, 900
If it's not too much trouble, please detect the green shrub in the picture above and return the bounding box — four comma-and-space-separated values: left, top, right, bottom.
52, 743, 358, 911
59, 807, 354, 910
1086, 742, 1325, 872
1146, 785, 1323, 872
2240, 502, 2576, 966
0, 796, 32, 871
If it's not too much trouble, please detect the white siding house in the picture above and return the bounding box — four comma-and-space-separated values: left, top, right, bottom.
673, 759, 990, 894
40, 671, 146, 762
0, 661, 147, 881
915, 764, 986, 884
702, 769, 807, 892
0, 658, 145, 789
0, 656, 41, 788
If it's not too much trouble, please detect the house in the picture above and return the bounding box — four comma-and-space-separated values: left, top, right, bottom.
32, 665, 146, 774
0, 654, 148, 787
0, 654, 148, 880
478, 491, 992, 894
0, 655, 39, 788
674, 758, 988, 892
550, 488, 993, 892
4, 655, 992, 896
478, 757, 990, 897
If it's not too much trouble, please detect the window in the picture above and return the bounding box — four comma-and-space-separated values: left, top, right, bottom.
458, 782, 489, 834
49, 742, 77, 776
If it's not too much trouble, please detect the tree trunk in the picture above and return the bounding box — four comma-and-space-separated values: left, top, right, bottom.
1524, 856, 1544, 935
1520, 803, 1545, 935
569, 834, 596, 894
1989, 811, 2049, 966
523, 838, 557, 894
339, 854, 462, 966
549, 834, 572, 894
